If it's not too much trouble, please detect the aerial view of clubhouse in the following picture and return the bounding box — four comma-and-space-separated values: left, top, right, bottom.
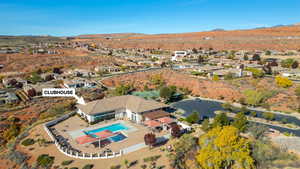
44, 95, 178, 159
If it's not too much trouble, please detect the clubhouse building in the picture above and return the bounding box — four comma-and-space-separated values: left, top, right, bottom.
76, 95, 169, 124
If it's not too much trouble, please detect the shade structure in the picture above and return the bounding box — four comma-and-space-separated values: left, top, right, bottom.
76, 135, 97, 145
76, 130, 115, 144
143, 110, 170, 120
144, 120, 161, 128
94, 130, 115, 138
157, 117, 174, 124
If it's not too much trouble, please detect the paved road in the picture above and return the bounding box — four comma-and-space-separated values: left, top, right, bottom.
171, 98, 300, 136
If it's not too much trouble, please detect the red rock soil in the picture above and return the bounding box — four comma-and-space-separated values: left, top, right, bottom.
102, 69, 300, 112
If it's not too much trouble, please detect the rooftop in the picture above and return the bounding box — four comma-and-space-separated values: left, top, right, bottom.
77, 95, 168, 115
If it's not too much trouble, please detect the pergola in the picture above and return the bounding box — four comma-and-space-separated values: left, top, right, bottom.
144, 120, 162, 128
76, 130, 116, 148
157, 117, 174, 124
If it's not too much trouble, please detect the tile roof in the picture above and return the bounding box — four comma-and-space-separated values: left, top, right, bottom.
77, 95, 168, 115
143, 110, 170, 120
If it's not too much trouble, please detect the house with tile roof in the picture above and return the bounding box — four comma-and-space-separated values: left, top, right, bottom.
76, 95, 169, 123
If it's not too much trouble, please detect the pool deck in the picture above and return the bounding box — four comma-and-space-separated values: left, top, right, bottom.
67, 120, 137, 139
53, 115, 169, 153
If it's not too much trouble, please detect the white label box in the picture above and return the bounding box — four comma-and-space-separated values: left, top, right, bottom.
42, 88, 75, 97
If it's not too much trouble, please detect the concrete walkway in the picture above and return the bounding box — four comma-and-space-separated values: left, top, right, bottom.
122, 134, 171, 154
122, 143, 146, 154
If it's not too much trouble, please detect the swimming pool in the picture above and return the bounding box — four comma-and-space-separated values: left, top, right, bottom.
109, 133, 127, 142
86, 123, 129, 135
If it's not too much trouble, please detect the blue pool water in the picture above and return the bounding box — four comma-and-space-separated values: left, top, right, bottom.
109, 133, 127, 142
86, 123, 129, 135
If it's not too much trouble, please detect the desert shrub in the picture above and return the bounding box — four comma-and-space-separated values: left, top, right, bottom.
221, 102, 233, 111
224, 73, 234, 80
243, 89, 276, 106
251, 139, 299, 168
21, 138, 35, 146
281, 118, 288, 124
247, 124, 268, 139
281, 58, 298, 68
157, 165, 166, 169
36, 154, 55, 168
40, 101, 75, 119
82, 164, 94, 169
3, 123, 21, 141
283, 132, 295, 137
168, 134, 198, 169
114, 84, 133, 96
262, 112, 276, 121
144, 155, 161, 163
110, 165, 121, 169
275, 76, 293, 88
250, 111, 257, 117
61, 160, 73, 166
232, 112, 248, 132
7, 151, 28, 165
70, 167, 79, 169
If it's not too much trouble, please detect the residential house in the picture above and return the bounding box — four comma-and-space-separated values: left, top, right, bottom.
212, 68, 252, 79
195, 65, 224, 73
2, 77, 27, 88
94, 66, 121, 73
281, 69, 300, 78
0, 90, 19, 105
67, 69, 96, 77
171, 51, 187, 61
63, 79, 97, 89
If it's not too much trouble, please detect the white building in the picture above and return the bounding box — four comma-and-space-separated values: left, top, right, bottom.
171, 51, 187, 61
76, 95, 169, 124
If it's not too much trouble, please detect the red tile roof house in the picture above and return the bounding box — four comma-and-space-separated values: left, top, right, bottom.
76, 95, 169, 124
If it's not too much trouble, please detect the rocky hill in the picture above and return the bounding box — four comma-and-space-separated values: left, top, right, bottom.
75, 25, 300, 50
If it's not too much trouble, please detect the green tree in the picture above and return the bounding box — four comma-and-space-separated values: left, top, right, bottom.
281, 58, 297, 68
232, 112, 248, 132
196, 126, 255, 169
159, 86, 176, 101
265, 50, 271, 55
243, 89, 273, 106
212, 112, 230, 128
185, 112, 200, 124
222, 102, 233, 111
168, 134, 198, 169
224, 73, 234, 80
252, 54, 261, 61
201, 119, 211, 132
114, 84, 133, 96
246, 68, 265, 78
212, 74, 219, 81
150, 74, 164, 86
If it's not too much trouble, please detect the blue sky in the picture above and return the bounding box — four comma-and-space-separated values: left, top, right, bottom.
1, 0, 300, 36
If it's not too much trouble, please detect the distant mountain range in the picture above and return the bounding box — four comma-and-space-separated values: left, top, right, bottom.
74, 24, 300, 51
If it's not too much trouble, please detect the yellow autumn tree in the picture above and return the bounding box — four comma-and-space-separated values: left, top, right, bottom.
196, 126, 255, 169
275, 76, 293, 88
